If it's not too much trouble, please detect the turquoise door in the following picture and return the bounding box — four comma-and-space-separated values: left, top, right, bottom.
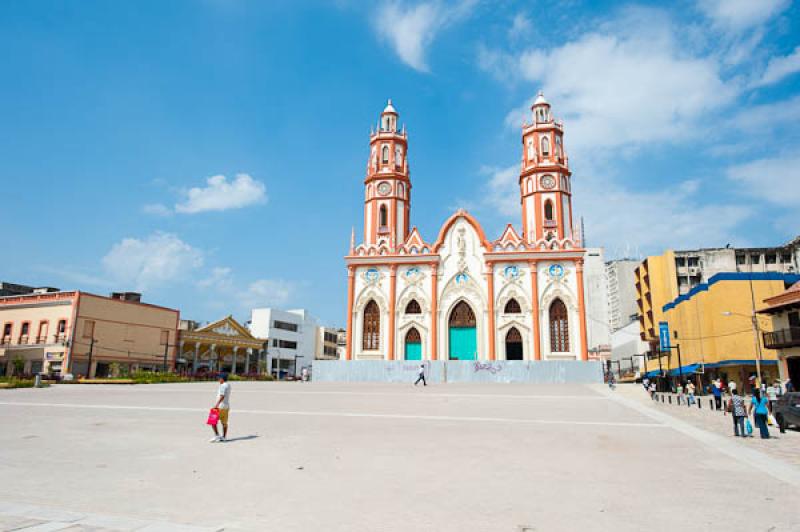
449, 327, 477, 360
405, 342, 422, 360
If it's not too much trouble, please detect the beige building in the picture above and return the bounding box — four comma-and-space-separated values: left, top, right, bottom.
0, 291, 179, 378
315, 326, 339, 360
758, 282, 800, 385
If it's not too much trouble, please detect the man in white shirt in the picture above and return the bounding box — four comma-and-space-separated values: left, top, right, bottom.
414, 364, 427, 386
210, 373, 232, 443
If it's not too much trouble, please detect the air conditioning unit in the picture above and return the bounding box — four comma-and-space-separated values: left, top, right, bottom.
688, 267, 700, 275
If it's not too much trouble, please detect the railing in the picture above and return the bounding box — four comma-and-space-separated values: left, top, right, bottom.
18, 335, 29, 345
763, 327, 800, 349
543, 220, 557, 228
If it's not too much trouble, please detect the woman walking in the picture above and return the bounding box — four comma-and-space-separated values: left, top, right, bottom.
727, 384, 747, 437
748, 388, 770, 439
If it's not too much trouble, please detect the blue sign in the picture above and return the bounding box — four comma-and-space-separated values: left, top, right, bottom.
659, 322, 671, 352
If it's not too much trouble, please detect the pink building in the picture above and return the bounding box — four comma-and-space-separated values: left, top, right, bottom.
0, 291, 179, 378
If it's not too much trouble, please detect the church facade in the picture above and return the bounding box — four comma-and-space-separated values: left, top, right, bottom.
344, 94, 588, 363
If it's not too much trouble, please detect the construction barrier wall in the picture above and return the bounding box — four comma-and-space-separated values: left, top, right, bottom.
312, 360, 603, 384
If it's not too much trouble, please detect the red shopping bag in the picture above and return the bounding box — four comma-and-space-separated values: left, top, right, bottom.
207, 408, 220, 425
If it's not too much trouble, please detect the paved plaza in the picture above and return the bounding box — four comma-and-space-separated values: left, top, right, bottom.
0, 382, 798, 532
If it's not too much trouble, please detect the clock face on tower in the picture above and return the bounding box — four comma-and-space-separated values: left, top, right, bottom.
377, 182, 391, 196
540, 175, 556, 189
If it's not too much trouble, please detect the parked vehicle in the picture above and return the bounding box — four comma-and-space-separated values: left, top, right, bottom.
774, 392, 800, 432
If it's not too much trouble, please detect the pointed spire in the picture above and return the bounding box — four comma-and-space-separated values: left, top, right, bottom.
350, 226, 355, 253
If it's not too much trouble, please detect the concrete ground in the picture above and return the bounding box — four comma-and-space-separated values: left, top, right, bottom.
0, 382, 798, 532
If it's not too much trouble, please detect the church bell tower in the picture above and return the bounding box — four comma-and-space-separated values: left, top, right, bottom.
519, 92, 574, 243
363, 100, 411, 249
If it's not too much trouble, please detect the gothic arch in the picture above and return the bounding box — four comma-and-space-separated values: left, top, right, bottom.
431, 211, 492, 253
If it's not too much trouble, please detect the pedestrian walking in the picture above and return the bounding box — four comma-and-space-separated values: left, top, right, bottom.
643, 377, 650, 392
687, 381, 696, 407
649, 382, 657, 400
712, 379, 722, 410
728, 380, 737, 394
785, 378, 794, 393
766, 381, 779, 413
676, 383, 684, 405
414, 364, 427, 386
748, 388, 770, 439
301, 367, 309, 382
726, 385, 747, 437
209, 373, 232, 443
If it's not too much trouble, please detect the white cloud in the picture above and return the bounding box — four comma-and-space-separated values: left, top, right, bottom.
197, 266, 234, 289
508, 13, 531, 41
175, 173, 267, 214
754, 46, 800, 87
241, 279, 294, 310
102, 232, 204, 290
696, 0, 790, 31
374, 0, 477, 72
474, 163, 753, 256
142, 203, 172, 217
726, 152, 800, 207
484, 8, 737, 156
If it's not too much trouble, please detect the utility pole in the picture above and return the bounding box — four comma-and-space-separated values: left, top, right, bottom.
87, 337, 96, 379
162, 342, 169, 373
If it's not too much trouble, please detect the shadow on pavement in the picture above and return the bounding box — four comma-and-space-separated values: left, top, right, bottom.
224, 434, 259, 443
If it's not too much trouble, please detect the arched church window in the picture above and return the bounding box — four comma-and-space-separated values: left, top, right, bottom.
527, 139, 534, 160
555, 136, 562, 157
526, 179, 533, 194
382, 145, 389, 164
504, 298, 521, 314
541, 136, 550, 156
549, 298, 569, 352
406, 327, 421, 343
399, 183, 405, 196
544, 200, 554, 221
449, 301, 476, 327
362, 300, 380, 350
379, 205, 388, 228
405, 299, 421, 314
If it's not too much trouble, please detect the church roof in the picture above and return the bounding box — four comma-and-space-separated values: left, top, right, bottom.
382, 99, 397, 114
533, 91, 548, 106
494, 224, 524, 250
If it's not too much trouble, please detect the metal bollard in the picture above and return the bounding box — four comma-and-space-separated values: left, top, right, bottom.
668, 396, 672, 404
698, 398, 701, 409
34, 374, 42, 388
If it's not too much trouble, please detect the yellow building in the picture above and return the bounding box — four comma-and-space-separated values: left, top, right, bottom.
649, 273, 800, 391
635, 251, 678, 353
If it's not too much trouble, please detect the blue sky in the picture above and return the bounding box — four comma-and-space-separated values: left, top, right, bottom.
1, 0, 798, 327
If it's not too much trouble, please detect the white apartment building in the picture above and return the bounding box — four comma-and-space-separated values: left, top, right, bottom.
249, 308, 318, 377
605, 259, 640, 332
584, 248, 610, 357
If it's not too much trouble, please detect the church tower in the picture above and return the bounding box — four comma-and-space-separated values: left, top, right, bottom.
519, 92, 574, 243
363, 100, 411, 249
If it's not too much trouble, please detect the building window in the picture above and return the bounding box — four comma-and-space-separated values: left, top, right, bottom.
395, 146, 403, 167
544, 200, 554, 221
379, 205, 388, 228
274, 339, 297, 349
57, 319, 67, 336
555, 136, 562, 157
736, 254, 746, 265
273, 320, 298, 332
527, 139, 534, 160
20, 322, 30, 343
751, 254, 761, 264
406, 327, 421, 343
541, 136, 550, 156
83, 320, 95, 339
382, 145, 389, 164
766, 254, 777, 264
160, 330, 169, 345
362, 300, 380, 350
405, 299, 421, 314
2, 323, 11, 343
37, 321, 48, 344
504, 298, 521, 314
549, 298, 569, 352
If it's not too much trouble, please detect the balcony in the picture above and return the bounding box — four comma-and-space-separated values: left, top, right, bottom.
377, 226, 390, 235
763, 327, 800, 349
543, 220, 557, 228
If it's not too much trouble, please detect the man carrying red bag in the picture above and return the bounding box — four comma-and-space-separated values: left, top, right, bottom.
209, 373, 232, 443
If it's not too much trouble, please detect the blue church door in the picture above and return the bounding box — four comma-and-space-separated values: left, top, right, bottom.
405, 328, 422, 361
448, 301, 477, 360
